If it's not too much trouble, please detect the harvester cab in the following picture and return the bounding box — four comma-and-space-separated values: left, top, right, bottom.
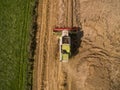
53, 27, 78, 62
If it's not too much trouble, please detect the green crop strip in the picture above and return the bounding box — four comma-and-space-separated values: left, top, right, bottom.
0, 0, 34, 90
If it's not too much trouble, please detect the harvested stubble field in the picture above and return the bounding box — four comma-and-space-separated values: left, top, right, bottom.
0, 0, 34, 90
33, 0, 120, 90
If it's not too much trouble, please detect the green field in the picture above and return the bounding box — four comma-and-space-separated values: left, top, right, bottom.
0, 0, 34, 90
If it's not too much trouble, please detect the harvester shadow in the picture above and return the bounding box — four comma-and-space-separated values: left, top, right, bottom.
70, 27, 83, 57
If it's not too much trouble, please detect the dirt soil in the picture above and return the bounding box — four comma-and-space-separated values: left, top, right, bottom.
33, 0, 120, 90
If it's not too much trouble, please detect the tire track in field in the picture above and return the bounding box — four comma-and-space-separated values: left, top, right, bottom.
57, 0, 67, 27
41, 0, 60, 90
45, 0, 55, 89
34, 0, 49, 90
34, 0, 62, 89
33, 0, 58, 90
73, 0, 81, 27
18, 0, 31, 89
33, 0, 42, 89
67, 0, 73, 27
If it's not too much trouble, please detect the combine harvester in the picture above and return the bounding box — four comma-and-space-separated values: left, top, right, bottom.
53, 27, 78, 62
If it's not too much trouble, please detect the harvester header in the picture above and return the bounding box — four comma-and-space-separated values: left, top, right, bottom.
53, 27, 79, 32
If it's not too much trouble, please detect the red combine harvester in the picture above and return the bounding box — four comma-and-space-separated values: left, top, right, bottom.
53, 27, 78, 62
